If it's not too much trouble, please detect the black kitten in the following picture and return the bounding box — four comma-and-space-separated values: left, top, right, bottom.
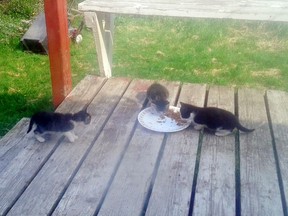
147, 83, 169, 112
27, 107, 91, 142
180, 102, 254, 136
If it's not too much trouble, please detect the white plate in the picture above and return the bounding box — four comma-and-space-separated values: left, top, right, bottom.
138, 106, 191, 132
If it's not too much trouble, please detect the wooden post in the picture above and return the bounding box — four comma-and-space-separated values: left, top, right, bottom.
44, 0, 72, 108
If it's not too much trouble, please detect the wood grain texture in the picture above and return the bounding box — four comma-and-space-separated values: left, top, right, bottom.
7, 77, 131, 216
0, 118, 30, 158
56, 75, 106, 112
266, 90, 288, 206
239, 88, 283, 215
193, 86, 236, 216
53, 79, 152, 216
97, 81, 180, 216
145, 83, 206, 216
0, 120, 61, 215
79, 0, 288, 22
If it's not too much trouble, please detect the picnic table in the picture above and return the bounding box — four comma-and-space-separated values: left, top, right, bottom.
78, 0, 288, 77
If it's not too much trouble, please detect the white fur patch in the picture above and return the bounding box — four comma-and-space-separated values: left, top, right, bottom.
65, 131, 78, 143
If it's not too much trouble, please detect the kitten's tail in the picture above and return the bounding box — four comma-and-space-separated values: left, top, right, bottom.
236, 123, 255, 133
27, 117, 35, 133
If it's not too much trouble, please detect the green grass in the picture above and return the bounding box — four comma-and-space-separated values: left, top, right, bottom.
1, 2, 288, 137
113, 16, 288, 90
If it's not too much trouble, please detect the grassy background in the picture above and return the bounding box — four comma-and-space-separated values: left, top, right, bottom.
0, 0, 288, 137
113, 16, 288, 89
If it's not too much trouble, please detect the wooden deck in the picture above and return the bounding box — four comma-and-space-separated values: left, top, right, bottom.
0, 75, 288, 215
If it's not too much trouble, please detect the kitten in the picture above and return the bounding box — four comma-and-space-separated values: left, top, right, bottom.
27, 107, 91, 142
180, 102, 254, 136
147, 83, 170, 112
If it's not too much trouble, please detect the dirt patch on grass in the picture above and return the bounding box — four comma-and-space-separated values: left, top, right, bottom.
256, 39, 287, 52
220, 24, 287, 52
251, 68, 281, 78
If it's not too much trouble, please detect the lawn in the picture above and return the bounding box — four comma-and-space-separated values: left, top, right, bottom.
1, 1, 288, 137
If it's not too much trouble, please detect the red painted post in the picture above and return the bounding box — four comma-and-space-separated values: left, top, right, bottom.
44, 0, 72, 108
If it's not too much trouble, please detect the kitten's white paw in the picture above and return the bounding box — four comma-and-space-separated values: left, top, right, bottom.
35, 135, 45, 143
215, 130, 231, 136
65, 132, 78, 143
194, 125, 204, 130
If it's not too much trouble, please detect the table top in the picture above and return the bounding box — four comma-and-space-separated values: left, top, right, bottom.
79, 0, 288, 22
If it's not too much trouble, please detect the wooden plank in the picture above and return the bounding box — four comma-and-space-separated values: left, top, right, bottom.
0, 118, 30, 158
239, 88, 283, 215
193, 86, 236, 216
0, 120, 62, 215
53, 79, 152, 216
145, 83, 206, 216
44, 0, 73, 107
0, 76, 105, 215
79, 0, 288, 22
7, 77, 131, 215
97, 80, 180, 215
56, 75, 106, 112
266, 90, 288, 208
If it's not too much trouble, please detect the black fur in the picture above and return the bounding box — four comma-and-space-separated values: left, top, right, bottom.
147, 83, 169, 112
27, 109, 91, 134
180, 102, 254, 135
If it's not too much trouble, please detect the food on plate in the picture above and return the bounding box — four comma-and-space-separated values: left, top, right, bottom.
163, 108, 187, 125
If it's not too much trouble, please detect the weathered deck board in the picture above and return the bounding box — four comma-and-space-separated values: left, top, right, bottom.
7, 78, 131, 215
266, 90, 288, 212
0, 119, 60, 215
193, 86, 236, 215
53, 79, 152, 216
1, 76, 288, 215
145, 83, 206, 216
97, 81, 180, 215
238, 88, 283, 215
0, 118, 30, 160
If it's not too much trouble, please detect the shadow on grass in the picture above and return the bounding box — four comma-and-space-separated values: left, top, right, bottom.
0, 93, 52, 137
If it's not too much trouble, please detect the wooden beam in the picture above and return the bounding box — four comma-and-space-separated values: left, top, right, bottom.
44, 0, 72, 108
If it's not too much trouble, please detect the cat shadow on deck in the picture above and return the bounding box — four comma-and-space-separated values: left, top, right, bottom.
27, 106, 91, 143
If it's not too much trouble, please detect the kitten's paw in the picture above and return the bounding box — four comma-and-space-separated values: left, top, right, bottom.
65, 132, 78, 143
69, 138, 76, 143
215, 130, 231, 136
35, 135, 45, 143
194, 125, 204, 130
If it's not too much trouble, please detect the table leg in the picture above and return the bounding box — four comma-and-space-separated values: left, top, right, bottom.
84, 12, 115, 77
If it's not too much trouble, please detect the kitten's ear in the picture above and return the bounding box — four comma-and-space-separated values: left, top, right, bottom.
180, 102, 184, 106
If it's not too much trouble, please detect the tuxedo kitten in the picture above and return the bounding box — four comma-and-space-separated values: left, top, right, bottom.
180, 102, 254, 136
27, 107, 91, 142
147, 83, 169, 112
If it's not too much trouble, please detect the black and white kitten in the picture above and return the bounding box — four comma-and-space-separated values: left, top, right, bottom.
180, 102, 254, 136
27, 107, 91, 142
147, 83, 170, 112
